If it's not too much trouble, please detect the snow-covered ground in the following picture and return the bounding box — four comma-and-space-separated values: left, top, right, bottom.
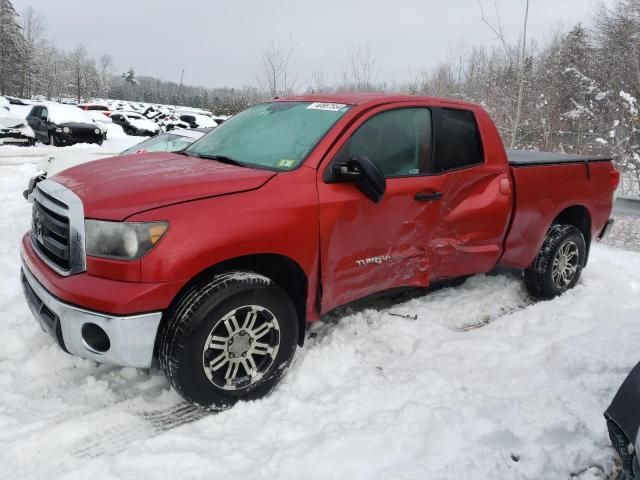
1, 145, 639, 479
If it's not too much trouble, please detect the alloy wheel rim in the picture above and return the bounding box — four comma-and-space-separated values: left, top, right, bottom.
202, 305, 280, 391
551, 240, 579, 289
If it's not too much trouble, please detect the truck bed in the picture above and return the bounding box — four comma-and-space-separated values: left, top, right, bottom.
507, 150, 612, 167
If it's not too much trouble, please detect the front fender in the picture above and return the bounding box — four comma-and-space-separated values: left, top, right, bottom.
130, 168, 320, 286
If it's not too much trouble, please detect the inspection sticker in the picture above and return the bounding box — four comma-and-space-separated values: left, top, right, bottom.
307, 102, 347, 111
277, 159, 297, 169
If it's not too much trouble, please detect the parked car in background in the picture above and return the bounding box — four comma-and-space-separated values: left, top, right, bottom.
83, 110, 112, 138
211, 115, 229, 124
179, 113, 218, 129
77, 103, 111, 117
154, 112, 190, 131
120, 128, 210, 154
605, 362, 640, 479
110, 111, 160, 136
22, 128, 211, 200
26, 103, 103, 146
4, 96, 30, 106
0, 99, 35, 146
20, 94, 618, 408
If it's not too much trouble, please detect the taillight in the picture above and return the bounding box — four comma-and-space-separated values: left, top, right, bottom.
609, 169, 620, 189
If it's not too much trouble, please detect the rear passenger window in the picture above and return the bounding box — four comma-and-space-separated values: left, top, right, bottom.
433, 108, 483, 173
341, 108, 431, 178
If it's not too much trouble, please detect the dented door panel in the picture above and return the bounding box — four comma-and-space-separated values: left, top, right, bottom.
429, 164, 512, 279
317, 176, 445, 312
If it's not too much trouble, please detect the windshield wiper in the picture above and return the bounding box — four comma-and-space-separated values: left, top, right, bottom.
181, 152, 249, 168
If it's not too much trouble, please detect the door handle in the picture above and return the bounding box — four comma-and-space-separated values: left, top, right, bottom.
414, 191, 442, 201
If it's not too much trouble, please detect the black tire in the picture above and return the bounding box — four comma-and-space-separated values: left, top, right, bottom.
48, 132, 58, 146
524, 224, 586, 299
159, 271, 299, 408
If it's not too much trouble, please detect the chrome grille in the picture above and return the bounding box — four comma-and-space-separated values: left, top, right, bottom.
32, 199, 70, 270
31, 180, 86, 276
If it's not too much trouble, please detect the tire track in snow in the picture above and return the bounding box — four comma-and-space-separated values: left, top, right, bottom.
68, 403, 212, 459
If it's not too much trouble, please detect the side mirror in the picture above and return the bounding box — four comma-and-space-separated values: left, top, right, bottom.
325, 155, 386, 203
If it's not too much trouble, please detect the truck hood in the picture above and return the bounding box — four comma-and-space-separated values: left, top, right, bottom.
52, 152, 277, 220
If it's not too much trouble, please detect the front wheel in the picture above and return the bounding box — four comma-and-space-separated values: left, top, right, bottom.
159, 271, 299, 408
524, 224, 586, 299
48, 132, 58, 146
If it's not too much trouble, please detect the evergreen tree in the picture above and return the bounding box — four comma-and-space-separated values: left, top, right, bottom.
0, 0, 23, 95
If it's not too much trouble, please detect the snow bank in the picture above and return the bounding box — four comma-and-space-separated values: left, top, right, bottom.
0, 155, 639, 479
0, 135, 140, 173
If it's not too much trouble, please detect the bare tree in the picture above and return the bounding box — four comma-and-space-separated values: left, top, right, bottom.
512, 0, 530, 149
478, 0, 515, 57
308, 69, 329, 93
340, 45, 377, 92
254, 38, 296, 98
69, 44, 88, 102
98, 54, 113, 98
478, 0, 530, 148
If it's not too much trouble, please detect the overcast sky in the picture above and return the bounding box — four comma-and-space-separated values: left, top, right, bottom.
13, 0, 608, 89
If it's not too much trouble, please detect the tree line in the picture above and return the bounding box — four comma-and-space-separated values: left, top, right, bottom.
0, 0, 638, 192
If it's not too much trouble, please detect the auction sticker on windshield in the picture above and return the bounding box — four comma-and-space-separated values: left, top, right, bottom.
307, 102, 347, 111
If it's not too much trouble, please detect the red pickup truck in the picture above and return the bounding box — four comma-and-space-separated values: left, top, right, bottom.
21, 94, 619, 407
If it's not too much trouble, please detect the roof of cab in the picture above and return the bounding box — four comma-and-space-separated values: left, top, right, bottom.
276, 92, 477, 109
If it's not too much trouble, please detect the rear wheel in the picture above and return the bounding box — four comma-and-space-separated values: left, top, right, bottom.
159, 271, 299, 408
524, 224, 586, 299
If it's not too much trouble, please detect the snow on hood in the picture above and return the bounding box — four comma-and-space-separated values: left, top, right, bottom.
52, 152, 276, 220
0, 107, 25, 129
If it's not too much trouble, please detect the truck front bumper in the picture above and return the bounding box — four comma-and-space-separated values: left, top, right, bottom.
21, 261, 163, 368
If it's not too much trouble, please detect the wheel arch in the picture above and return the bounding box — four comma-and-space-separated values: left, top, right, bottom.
551, 204, 592, 265
163, 253, 308, 347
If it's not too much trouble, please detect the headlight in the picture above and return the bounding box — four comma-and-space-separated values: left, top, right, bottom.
85, 220, 169, 260
94, 128, 100, 134
63, 126, 70, 133
55, 127, 62, 133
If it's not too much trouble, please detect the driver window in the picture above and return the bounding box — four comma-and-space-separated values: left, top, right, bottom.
342, 108, 431, 178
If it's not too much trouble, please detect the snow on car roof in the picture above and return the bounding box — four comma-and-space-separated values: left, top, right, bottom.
42, 103, 96, 125
120, 111, 144, 119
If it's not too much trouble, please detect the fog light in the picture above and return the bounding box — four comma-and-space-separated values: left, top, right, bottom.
81, 323, 110, 354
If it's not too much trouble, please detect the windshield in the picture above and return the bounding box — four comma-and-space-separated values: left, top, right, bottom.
121, 133, 199, 154
184, 101, 351, 170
